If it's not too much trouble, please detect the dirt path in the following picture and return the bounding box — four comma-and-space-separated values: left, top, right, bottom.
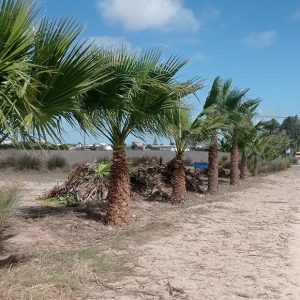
96, 167, 300, 300
1, 167, 300, 299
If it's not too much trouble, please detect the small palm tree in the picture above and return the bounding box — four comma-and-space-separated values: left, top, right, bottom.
84, 49, 199, 225
246, 132, 269, 176
247, 129, 291, 176
165, 100, 226, 203
239, 122, 261, 179
229, 97, 260, 185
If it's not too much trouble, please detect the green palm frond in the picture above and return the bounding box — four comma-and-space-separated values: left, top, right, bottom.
83, 48, 203, 148
203, 76, 222, 109
0, 0, 36, 76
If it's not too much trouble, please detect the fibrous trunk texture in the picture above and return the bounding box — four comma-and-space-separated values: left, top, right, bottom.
240, 153, 248, 180
252, 158, 258, 176
230, 141, 239, 185
105, 146, 130, 226
207, 136, 219, 193
171, 155, 186, 205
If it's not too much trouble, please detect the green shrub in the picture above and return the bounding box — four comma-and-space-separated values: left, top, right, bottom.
46, 155, 68, 170
0, 188, 20, 235
14, 154, 41, 171
42, 195, 76, 207
258, 158, 291, 173
86, 162, 111, 180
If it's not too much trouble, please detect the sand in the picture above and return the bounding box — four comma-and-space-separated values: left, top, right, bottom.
1, 167, 300, 299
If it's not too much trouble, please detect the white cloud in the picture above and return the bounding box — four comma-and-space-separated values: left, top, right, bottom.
96, 0, 200, 32
290, 8, 300, 21
89, 36, 132, 50
244, 30, 277, 49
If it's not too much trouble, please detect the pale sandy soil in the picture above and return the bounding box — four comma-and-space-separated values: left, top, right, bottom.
1, 167, 300, 299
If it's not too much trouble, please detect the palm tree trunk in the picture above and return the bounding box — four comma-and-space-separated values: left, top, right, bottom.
240, 152, 248, 180
230, 141, 239, 185
252, 157, 258, 176
207, 136, 219, 193
171, 154, 186, 204
105, 145, 130, 225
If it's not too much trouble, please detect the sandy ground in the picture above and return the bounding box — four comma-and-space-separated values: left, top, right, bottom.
1, 167, 300, 299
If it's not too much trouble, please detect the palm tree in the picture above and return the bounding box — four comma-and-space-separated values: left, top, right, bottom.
247, 128, 291, 176
1, 0, 106, 144
203, 77, 221, 193
228, 97, 259, 185
246, 131, 269, 176
83, 49, 199, 225
203, 77, 248, 190
203, 77, 229, 193
165, 102, 224, 203
239, 122, 260, 179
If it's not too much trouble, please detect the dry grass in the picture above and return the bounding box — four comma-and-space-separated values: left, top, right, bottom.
0, 155, 41, 171
0, 247, 133, 300
258, 158, 291, 173
111, 221, 174, 250
46, 155, 68, 170
0, 187, 20, 235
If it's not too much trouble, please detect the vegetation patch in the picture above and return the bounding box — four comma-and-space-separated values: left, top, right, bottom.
46, 155, 68, 170
258, 159, 291, 174
0, 187, 20, 235
0, 248, 133, 300
0, 154, 42, 171
42, 195, 76, 207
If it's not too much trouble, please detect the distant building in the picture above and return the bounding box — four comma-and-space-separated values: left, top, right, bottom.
152, 144, 176, 151
131, 141, 145, 150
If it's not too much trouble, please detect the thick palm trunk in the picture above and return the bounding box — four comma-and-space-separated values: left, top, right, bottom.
240, 152, 248, 180
171, 155, 186, 204
230, 141, 239, 185
207, 136, 219, 193
252, 158, 258, 176
105, 146, 130, 225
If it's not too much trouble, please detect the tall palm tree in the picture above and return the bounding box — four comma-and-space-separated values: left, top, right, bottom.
83, 49, 199, 225
0, 0, 107, 144
203, 77, 226, 193
203, 77, 247, 190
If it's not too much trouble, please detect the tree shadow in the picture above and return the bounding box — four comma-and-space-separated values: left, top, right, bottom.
20, 202, 108, 223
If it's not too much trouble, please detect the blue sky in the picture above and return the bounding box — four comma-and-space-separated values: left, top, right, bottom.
41, 0, 300, 144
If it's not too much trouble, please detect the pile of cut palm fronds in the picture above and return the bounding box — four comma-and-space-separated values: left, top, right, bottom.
42, 159, 207, 205
43, 161, 110, 205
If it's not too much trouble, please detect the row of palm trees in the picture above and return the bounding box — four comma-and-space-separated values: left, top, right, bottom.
0, 0, 290, 225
